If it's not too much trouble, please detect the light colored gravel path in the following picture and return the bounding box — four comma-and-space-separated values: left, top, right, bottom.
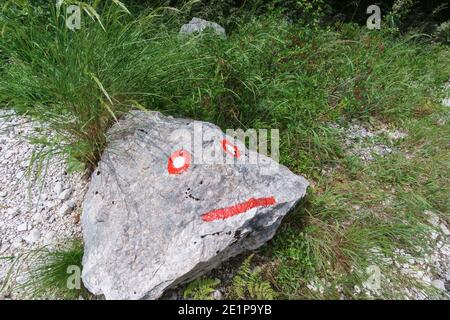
0, 111, 87, 298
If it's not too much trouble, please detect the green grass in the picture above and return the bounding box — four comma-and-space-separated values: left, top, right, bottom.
167, 17, 449, 179
0, 0, 215, 172
258, 107, 450, 299
11, 239, 86, 299
1, 1, 449, 300
2, 4, 447, 176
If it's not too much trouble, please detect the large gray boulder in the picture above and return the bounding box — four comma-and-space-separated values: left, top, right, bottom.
81, 111, 308, 299
179, 17, 226, 38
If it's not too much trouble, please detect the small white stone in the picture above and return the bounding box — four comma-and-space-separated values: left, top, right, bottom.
213, 290, 223, 300
32, 211, 45, 223
439, 224, 450, 236
43, 231, 56, 246
45, 200, 57, 209
431, 232, 439, 240
442, 98, 450, 107
15, 171, 24, 180
11, 239, 23, 249
7, 208, 19, 217
58, 188, 73, 201
422, 275, 432, 284
17, 222, 28, 232
387, 130, 407, 141
431, 279, 445, 290
53, 181, 63, 195
424, 210, 440, 227
25, 229, 41, 244
58, 201, 75, 216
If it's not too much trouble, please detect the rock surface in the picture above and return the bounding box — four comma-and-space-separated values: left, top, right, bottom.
179, 17, 226, 38
81, 111, 309, 300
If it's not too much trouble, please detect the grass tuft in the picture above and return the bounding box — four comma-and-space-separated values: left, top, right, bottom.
18, 239, 86, 300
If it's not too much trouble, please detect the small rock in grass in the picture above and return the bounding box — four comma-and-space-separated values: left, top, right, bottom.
213, 290, 223, 300
431, 232, 439, 240
431, 279, 445, 291
179, 17, 226, 38
386, 130, 407, 141
424, 210, 440, 227
442, 98, 450, 107
439, 224, 450, 236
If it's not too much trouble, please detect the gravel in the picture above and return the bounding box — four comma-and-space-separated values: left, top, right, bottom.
328, 121, 406, 162
0, 111, 87, 299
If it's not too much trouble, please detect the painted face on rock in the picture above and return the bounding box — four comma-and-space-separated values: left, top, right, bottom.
167, 139, 276, 222
91, 112, 293, 232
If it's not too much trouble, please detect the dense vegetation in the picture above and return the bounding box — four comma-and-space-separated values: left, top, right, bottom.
0, 0, 448, 299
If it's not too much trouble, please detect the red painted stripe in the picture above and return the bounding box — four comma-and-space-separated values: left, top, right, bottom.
201, 197, 276, 222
